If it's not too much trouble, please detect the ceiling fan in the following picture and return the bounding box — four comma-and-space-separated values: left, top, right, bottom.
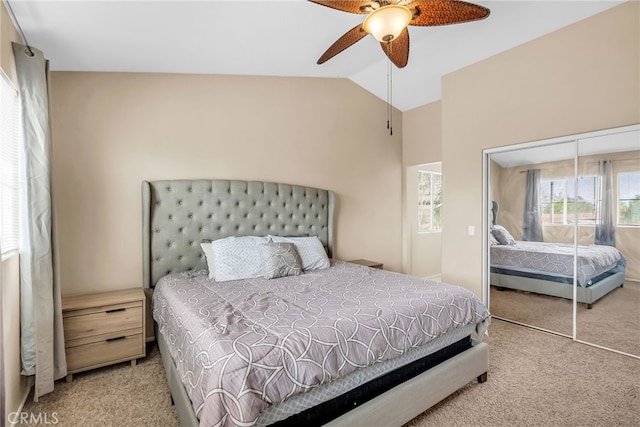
309, 0, 490, 68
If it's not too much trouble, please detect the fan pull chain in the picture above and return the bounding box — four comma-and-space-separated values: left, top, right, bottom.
387, 47, 393, 136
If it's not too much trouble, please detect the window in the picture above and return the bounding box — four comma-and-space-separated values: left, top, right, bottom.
0, 72, 20, 254
418, 170, 442, 233
540, 176, 597, 225
618, 171, 640, 226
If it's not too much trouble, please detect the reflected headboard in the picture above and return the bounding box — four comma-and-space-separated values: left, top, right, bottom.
142, 180, 335, 288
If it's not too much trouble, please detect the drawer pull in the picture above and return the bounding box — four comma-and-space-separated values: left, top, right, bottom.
106, 336, 126, 343
106, 308, 126, 314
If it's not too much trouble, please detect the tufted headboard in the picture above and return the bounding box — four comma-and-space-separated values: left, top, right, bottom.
142, 180, 335, 288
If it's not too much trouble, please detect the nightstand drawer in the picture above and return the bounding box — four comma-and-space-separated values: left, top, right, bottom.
66, 333, 144, 372
63, 302, 143, 341
62, 288, 146, 381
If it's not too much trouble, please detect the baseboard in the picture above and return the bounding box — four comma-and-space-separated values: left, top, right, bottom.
424, 274, 441, 282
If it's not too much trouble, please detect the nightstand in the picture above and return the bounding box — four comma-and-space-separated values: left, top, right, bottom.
62, 288, 146, 382
348, 259, 384, 269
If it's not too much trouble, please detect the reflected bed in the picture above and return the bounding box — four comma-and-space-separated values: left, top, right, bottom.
489, 201, 625, 309
490, 241, 625, 308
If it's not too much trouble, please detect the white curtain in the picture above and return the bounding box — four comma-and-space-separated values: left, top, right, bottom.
13, 42, 66, 400
595, 159, 615, 247
0, 245, 5, 427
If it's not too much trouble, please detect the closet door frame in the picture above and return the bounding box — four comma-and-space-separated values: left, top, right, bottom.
483, 123, 640, 347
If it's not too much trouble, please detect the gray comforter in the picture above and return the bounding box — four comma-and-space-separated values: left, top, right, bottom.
153, 261, 489, 427
490, 241, 622, 286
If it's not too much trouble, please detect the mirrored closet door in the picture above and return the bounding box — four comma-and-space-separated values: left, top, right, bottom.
487, 140, 577, 337
484, 124, 640, 358
576, 129, 640, 356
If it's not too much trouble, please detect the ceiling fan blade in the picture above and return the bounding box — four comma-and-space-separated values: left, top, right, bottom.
308, 0, 372, 14
318, 24, 369, 64
380, 28, 409, 68
408, 0, 490, 26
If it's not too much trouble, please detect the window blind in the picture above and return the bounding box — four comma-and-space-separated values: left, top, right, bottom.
0, 71, 20, 253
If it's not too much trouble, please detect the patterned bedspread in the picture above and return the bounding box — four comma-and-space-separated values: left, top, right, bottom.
490, 241, 622, 286
153, 261, 489, 427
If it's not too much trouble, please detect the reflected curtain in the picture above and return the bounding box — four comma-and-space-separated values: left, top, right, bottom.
13, 43, 66, 400
523, 169, 543, 241
595, 159, 615, 247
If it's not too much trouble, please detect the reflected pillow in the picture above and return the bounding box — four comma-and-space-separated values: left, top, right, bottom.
492, 225, 516, 245
260, 242, 303, 279
268, 235, 330, 271
211, 236, 270, 281
489, 233, 500, 246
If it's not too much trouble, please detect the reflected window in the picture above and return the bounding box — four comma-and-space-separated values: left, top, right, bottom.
418, 170, 442, 233
618, 171, 640, 226
540, 176, 597, 225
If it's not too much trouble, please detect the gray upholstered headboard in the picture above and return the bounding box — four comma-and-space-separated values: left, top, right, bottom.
142, 180, 335, 288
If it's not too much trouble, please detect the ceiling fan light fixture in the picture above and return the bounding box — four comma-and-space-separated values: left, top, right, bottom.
363, 5, 412, 43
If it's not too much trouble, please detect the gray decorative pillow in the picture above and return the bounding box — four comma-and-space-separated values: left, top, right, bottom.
260, 242, 303, 279
489, 233, 500, 246
492, 225, 516, 245
268, 235, 330, 271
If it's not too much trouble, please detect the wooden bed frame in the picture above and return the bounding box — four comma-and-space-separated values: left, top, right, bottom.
142, 179, 489, 426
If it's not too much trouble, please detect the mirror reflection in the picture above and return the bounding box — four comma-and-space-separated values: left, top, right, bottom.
489, 141, 577, 336
487, 126, 640, 357
576, 130, 640, 356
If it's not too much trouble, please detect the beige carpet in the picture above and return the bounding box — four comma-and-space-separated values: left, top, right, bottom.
23, 320, 639, 427
490, 280, 640, 356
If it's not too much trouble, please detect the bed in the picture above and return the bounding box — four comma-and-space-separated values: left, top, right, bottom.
143, 179, 490, 427
489, 203, 626, 308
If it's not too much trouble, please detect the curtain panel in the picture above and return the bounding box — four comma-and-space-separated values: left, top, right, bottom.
595, 159, 616, 247
0, 248, 5, 426
12, 43, 66, 400
523, 169, 543, 242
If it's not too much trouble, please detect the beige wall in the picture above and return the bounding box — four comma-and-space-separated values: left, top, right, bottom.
493, 150, 640, 281
401, 101, 442, 277
0, 2, 17, 83
50, 72, 403, 295
0, 2, 30, 423
402, 102, 442, 167
441, 2, 640, 295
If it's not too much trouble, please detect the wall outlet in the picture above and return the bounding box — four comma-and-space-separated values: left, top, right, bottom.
468, 226, 475, 236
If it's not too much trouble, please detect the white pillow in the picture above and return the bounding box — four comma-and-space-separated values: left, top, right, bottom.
269, 235, 330, 271
200, 242, 215, 280
211, 236, 270, 282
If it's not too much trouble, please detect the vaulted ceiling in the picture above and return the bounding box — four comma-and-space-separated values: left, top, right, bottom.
9, 1, 624, 111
